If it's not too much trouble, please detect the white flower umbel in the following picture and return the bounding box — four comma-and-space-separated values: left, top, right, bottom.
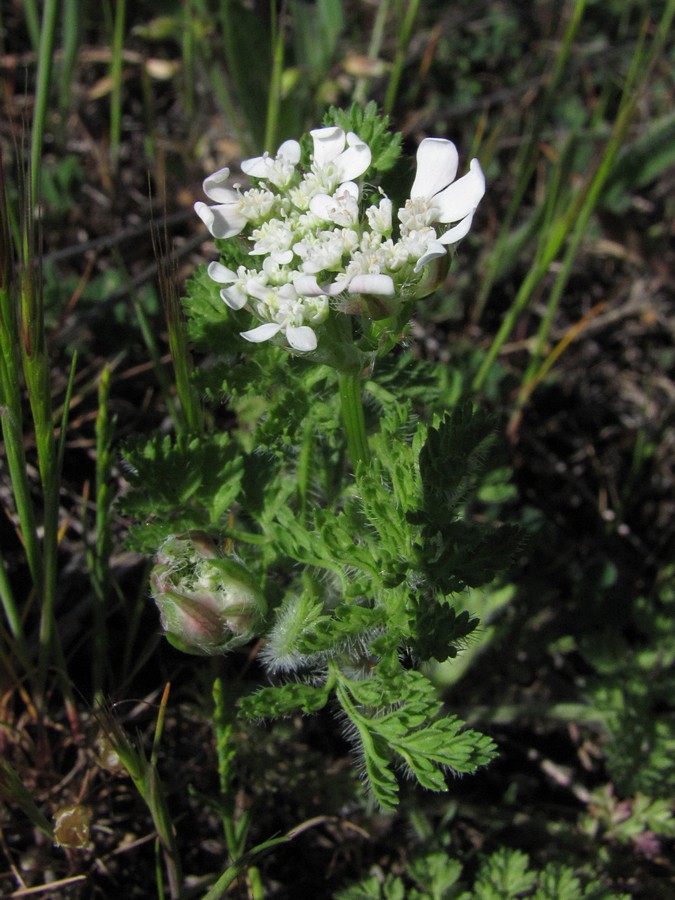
196, 125, 485, 352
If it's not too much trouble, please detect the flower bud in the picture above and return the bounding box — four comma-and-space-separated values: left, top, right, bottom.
150, 533, 265, 655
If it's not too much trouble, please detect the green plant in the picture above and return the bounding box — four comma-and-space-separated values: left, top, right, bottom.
121, 106, 519, 820
336, 846, 630, 899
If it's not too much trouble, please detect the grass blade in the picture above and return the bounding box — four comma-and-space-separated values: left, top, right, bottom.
30, 0, 59, 200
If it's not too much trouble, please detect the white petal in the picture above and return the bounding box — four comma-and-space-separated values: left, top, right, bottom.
310, 126, 345, 166
270, 249, 294, 265
278, 140, 301, 165
240, 154, 270, 178
410, 138, 459, 200
435, 159, 486, 223
220, 286, 248, 310
240, 322, 282, 343
438, 210, 476, 245
285, 325, 317, 351
308, 193, 334, 221
293, 274, 327, 296
348, 274, 395, 296
245, 280, 271, 303
334, 134, 371, 182
339, 181, 360, 199
194, 201, 247, 239
202, 167, 236, 203
324, 277, 351, 295
207, 261, 237, 283
413, 242, 447, 273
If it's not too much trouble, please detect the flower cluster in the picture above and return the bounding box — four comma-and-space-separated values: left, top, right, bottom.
195, 126, 485, 352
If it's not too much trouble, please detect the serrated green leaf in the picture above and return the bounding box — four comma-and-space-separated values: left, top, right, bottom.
324, 101, 402, 172
411, 600, 480, 662
299, 603, 388, 654
422, 521, 523, 594
408, 852, 464, 895
417, 403, 498, 526
335, 875, 387, 899
473, 849, 536, 899
238, 680, 331, 718
533, 865, 583, 900
121, 431, 244, 552
336, 668, 495, 810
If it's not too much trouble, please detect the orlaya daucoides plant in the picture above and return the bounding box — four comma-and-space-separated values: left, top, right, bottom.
122, 104, 519, 810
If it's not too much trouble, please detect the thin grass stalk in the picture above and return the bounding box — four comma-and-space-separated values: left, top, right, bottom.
14, 186, 77, 712
87, 364, 116, 698
0, 761, 54, 840
155, 839, 168, 900
352, 0, 389, 106
181, 1, 196, 120
188, 0, 250, 152
0, 548, 30, 668
153, 223, 203, 436
470, 186, 586, 394
514, 8, 671, 412
20, 0, 41, 54
149, 684, 183, 899
471, 0, 587, 324
99, 691, 183, 899
215, 0, 260, 154
52, 355, 80, 715
18, 206, 62, 701
0, 160, 43, 594
140, 67, 159, 168
110, 0, 127, 169
56, 351, 78, 488
382, 0, 421, 117
264, 0, 285, 153
132, 291, 181, 430
30, 0, 59, 201
58, 0, 81, 122
121, 559, 155, 688
112, 248, 181, 430
202, 832, 292, 900
473, 6, 672, 397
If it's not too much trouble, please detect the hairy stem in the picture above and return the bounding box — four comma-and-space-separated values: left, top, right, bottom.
338, 370, 370, 470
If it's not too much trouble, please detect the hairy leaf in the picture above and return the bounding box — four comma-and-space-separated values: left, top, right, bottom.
337, 668, 496, 811
239, 681, 332, 718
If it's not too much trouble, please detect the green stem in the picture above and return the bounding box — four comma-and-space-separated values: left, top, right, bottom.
30, 0, 59, 199
471, 0, 587, 324
0, 548, 30, 669
338, 370, 370, 470
264, 0, 284, 153
383, 0, 421, 117
110, 0, 127, 169
352, 0, 389, 106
